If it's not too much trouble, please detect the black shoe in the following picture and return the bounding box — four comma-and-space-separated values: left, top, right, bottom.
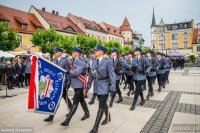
117, 96, 123, 103
131, 91, 135, 95
60, 105, 77, 126
127, 91, 131, 96
101, 115, 111, 125
163, 85, 165, 88
81, 112, 90, 121
140, 100, 145, 105
150, 92, 154, 97
88, 99, 95, 105
80, 101, 90, 121
43, 115, 54, 122
90, 109, 104, 133
130, 100, 137, 110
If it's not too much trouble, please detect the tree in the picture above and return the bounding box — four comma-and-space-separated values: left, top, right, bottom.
76, 34, 100, 57
61, 35, 77, 54
121, 45, 134, 54
0, 22, 20, 51
103, 40, 121, 55
31, 28, 62, 60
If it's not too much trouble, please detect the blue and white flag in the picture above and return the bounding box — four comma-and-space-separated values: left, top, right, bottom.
28, 55, 66, 115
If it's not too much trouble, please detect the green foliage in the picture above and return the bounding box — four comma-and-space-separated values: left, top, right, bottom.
31, 28, 62, 60
120, 45, 134, 54
0, 22, 20, 51
188, 55, 196, 64
76, 34, 100, 57
103, 41, 121, 55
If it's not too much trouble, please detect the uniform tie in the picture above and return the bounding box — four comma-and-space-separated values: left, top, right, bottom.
97, 59, 99, 66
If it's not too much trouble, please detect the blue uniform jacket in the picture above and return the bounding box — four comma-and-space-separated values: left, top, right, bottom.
87, 58, 116, 95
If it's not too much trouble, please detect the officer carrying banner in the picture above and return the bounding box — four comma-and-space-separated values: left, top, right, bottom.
60, 47, 90, 126
43, 47, 72, 122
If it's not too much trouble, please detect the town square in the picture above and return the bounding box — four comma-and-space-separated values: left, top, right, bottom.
0, 0, 200, 133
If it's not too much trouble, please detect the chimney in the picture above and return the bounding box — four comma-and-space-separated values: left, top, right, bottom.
56, 11, 58, 15
52, 10, 55, 14
42, 7, 45, 11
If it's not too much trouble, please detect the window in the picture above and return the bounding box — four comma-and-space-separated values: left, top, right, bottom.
197, 46, 200, 51
171, 34, 175, 40
175, 33, 178, 40
184, 24, 187, 28
37, 27, 42, 31
160, 34, 165, 41
184, 32, 187, 39
171, 33, 178, 40
198, 37, 200, 44
172, 43, 178, 50
184, 41, 187, 49
22, 24, 27, 29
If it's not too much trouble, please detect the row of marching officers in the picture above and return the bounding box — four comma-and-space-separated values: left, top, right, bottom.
43, 44, 172, 133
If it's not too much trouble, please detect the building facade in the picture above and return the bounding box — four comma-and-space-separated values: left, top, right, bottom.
120, 17, 145, 48
99, 22, 124, 45
192, 26, 200, 56
0, 5, 45, 53
0, 5, 145, 53
150, 9, 194, 55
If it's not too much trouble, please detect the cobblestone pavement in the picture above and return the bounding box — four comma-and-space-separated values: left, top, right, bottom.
0, 67, 200, 133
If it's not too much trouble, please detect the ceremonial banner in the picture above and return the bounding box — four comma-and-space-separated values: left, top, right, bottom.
28, 55, 66, 114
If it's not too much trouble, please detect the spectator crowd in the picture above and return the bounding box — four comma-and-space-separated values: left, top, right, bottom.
0, 57, 31, 90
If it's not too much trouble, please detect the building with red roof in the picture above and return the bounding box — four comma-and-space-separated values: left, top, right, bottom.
0, 5, 44, 52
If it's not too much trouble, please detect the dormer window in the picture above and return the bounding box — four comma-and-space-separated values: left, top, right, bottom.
22, 24, 27, 29
37, 27, 42, 31
107, 28, 110, 31
184, 24, 187, 28
114, 30, 116, 33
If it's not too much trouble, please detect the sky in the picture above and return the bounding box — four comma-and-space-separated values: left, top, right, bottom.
0, 0, 200, 46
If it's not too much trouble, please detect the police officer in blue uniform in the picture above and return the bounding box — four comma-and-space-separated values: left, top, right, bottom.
60, 47, 90, 126
156, 52, 167, 92
88, 54, 98, 105
146, 50, 159, 99
126, 51, 135, 96
130, 47, 151, 110
165, 56, 173, 84
87, 45, 116, 133
44, 47, 72, 122
109, 48, 128, 107
122, 53, 129, 90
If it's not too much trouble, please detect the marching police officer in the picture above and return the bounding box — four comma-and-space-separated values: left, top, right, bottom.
165, 56, 173, 84
130, 47, 151, 111
109, 48, 129, 107
126, 51, 135, 96
146, 50, 159, 99
44, 47, 72, 122
122, 53, 129, 90
60, 47, 90, 126
88, 52, 98, 105
87, 44, 116, 133
156, 52, 167, 92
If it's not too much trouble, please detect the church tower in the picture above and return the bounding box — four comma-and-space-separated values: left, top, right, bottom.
120, 17, 133, 45
151, 8, 157, 49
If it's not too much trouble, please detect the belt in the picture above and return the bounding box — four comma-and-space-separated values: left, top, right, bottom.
95, 77, 108, 81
